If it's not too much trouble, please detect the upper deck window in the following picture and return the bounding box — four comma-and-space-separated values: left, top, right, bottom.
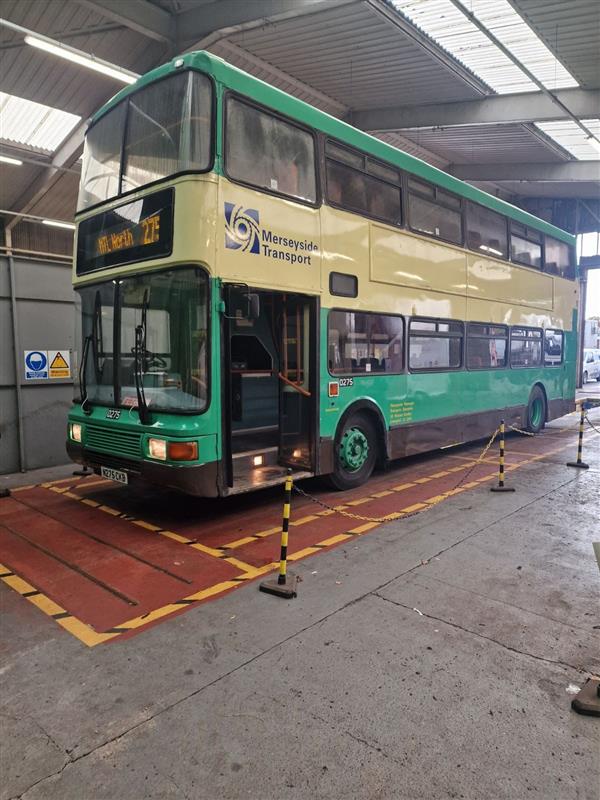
78, 71, 213, 211
325, 140, 402, 226
225, 97, 317, 204
510, 222, 542, 269
466, 202, 508, 259
407, 179, 462, 245
545, 236, 574, 279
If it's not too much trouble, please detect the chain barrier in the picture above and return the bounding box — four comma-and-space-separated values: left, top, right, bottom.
584, 413, 600, 435
292, 426, 500, 524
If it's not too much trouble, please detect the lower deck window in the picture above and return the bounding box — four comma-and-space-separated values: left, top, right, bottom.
328, 310, 404, 374
467, 323, 508, 369
510, 328, 542, 368
544, 329, 563, 365
409, 319, 463, 370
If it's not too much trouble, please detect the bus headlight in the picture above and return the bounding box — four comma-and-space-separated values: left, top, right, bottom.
148, 438, 167, 460
70, 423, 82, 442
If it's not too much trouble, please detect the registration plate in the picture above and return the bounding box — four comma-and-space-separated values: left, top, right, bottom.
101, 466, 129, 485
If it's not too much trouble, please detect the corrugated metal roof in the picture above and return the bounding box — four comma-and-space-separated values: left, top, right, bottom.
0, 0, 166, 116
393, 0, 578, 93
535, 119, 600, 161
0, 92, 81, 152
396, 123, 570, 165
226, 2, 485, 109
512, 0, 600, 89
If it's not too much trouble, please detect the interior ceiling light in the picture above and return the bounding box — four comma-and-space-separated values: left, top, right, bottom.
392, 0, 578, 94
0, 154, 22, 165
0, 91, 81, 152
535, 119, 600, 161
24, 34, 138, 85
42, 218, 75, 230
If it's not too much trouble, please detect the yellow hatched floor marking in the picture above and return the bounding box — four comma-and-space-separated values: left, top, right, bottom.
401, 502, 429, 513
413, 477, 432, 485
81, 498, 100, 507
288, 546, 322, 561
346, 497, 373, 506
190, 541, 228, 558
224, 535, 265, 549
371, 489, 395, 498
317, 532, 354, 547
392, 482, 416, 492
429, 471, 450, 478
10, 484, 37, 493
254, 526, 283, 538
348, 521, 380, 534
224, 556, 263, 573
4, 574, 36, 594
423, 494, 449, 505
132, 520, 162, 532
28, 594, 64, 616
290, 514, 319, 526
99, 505, 120, 516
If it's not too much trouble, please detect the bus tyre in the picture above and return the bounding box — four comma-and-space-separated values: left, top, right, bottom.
328, 413, 378, 491
583, 371, 588, 384
526, 386, 546, 433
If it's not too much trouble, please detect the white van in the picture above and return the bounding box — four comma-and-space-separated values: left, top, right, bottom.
583, 348, 600, 383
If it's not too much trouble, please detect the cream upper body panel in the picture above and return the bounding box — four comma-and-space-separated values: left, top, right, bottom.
73, 175, 578, 331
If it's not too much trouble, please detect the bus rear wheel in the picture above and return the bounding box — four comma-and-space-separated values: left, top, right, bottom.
328, 413, 378, 491
526, 386, 546, 433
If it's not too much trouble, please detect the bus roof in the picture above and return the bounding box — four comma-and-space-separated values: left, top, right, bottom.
92, 50, 575, 246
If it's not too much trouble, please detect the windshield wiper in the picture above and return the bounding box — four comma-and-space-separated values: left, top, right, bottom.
133, 290, 151, 425
79, 334, 93, 415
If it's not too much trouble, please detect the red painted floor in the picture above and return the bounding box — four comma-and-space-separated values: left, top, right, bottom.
0, 423, 585, 643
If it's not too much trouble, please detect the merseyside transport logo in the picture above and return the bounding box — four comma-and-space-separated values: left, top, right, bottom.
224, 201, 318, 265
224, 203, 260, 253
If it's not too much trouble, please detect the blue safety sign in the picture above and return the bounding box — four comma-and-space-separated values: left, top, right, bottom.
24, 350, 48, 380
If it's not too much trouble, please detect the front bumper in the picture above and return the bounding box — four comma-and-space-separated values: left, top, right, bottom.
66, 442, 220, 497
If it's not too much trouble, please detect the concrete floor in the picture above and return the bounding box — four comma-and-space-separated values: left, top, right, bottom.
1, 411, 599, 800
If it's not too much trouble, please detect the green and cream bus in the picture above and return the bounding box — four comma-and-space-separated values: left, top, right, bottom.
67, 51, 578, 496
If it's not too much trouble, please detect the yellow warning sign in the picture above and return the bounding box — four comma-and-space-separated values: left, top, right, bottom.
48, 350, 71, 379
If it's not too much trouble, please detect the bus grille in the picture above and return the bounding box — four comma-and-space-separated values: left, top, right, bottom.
85, 425, 142, 460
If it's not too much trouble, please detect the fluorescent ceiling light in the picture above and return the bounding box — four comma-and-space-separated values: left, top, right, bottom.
24, 35, 138, 85
0, 92, 81, 152
535, 119, 600, 161
0, 154, 23, 165
392, 0, 578, 94
42, 219, 75, 230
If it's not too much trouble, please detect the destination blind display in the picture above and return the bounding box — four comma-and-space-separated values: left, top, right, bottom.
76, 188, 174, 274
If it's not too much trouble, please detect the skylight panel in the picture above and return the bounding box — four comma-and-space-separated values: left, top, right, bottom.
392, 0, 578, 94
464, 0, 578, 91
0, 92, 81, 152
535, 120, 600, 161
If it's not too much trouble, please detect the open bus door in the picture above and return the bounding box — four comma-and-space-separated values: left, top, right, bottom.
278, 294, 317, 471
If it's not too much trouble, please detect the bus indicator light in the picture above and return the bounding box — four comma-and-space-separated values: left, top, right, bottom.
328, 382, 339, 397
167, 441, 198, 461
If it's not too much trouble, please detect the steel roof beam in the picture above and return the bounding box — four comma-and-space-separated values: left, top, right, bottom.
78, 0, 176, 45
450, 162, 600, 182
5, 121, 86, 232
177, 0, 356, 50
351, 88, 600, 132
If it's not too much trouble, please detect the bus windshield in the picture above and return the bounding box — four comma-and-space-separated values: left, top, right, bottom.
78, 71, 212, 211
76, 267, 208, 414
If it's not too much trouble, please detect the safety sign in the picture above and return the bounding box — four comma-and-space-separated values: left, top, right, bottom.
24, 350, 48, 380
48, 350, 71, 379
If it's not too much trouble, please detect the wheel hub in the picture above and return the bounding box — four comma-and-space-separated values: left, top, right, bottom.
339, 427, 369, 472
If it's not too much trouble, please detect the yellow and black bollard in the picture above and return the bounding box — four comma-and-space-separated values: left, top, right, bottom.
490, 419, 515, 493
259, 469, 298, 598
567, 403, 589, 470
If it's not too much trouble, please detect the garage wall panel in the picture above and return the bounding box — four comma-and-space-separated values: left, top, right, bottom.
0, 256, 76, 475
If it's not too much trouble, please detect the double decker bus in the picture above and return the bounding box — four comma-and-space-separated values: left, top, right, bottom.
67, 51, 578, 496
